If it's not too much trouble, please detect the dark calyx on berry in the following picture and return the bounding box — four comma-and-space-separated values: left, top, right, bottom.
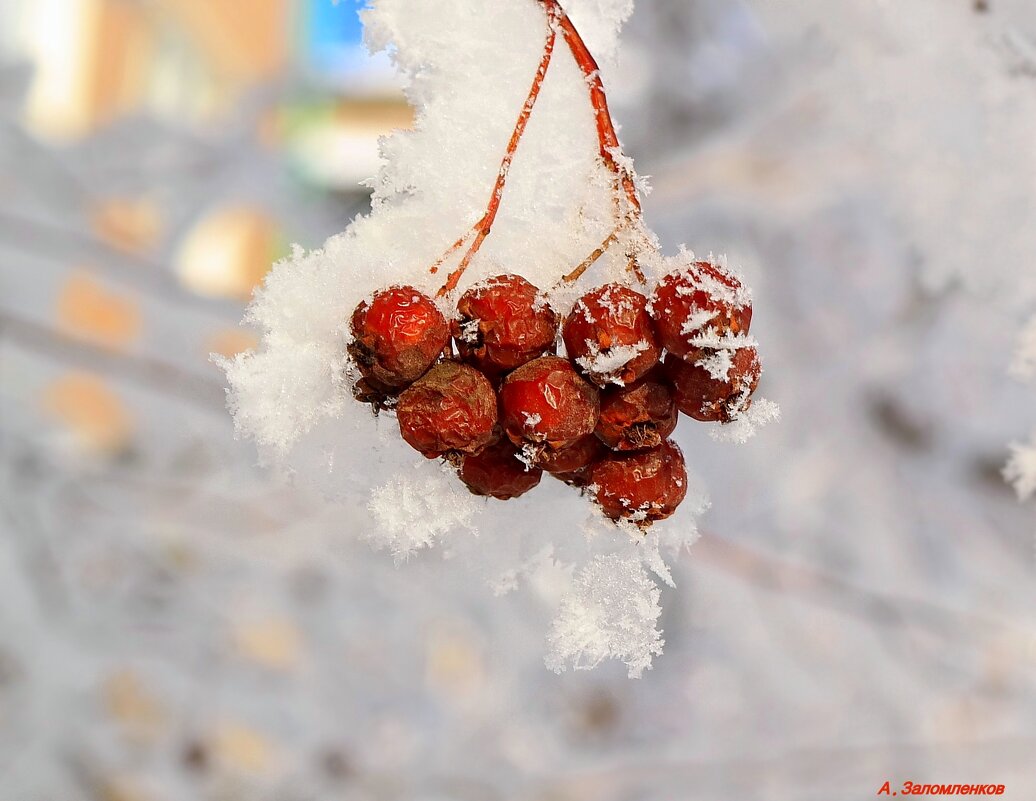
537, 433, 606, 486
499, 355, 600, 453
588, 440, 688, 525
453, 274, 558, 376
352, 376, 399, 413
649, 261, 752, 359
396, 361, 498, 459
349, 286, 450, 388
663, 347, 761, 423
459, 438, 542, 500
595, 373, 678, 451
562, 283, 660, 387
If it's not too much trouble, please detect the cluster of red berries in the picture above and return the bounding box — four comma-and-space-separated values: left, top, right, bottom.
348, 262, 760, 526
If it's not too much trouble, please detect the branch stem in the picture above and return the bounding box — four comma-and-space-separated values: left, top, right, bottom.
435, 15, 560, 297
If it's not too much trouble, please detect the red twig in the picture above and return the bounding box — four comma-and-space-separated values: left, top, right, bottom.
539, 0, 642, 216
435, 15, 560, 297
432, 1, 644, 296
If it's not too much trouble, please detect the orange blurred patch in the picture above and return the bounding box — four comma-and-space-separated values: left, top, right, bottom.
42, 372, 133, 453
91, 197, 163, 254
104, 669, 166, 741
207, 329, 259, 360
175, 206, 279, 301
56, 271, 142, 349
24, 0, 152, 140
210, 722, 279, 775
233, 618, 302, 670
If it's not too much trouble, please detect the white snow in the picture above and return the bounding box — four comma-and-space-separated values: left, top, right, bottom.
1005, 439, 1036, 501
573, 340, 648, 383
545, 552, 663, 678
696, 348, 734, 382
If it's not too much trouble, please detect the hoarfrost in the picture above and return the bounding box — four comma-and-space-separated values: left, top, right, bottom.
367, 473, 479, 562
1005, 439, 1036, 501
710, 398, 782, 445
545, 552, 663, 678
573, 341, 648, 383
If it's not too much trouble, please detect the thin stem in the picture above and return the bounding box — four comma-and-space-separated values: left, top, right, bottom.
435, 15, 560, 297
559, 220, 627, 284
538, 0, 642, 216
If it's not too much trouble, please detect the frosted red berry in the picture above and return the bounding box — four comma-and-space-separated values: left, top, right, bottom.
453, 274, 558, 376
459, 438, 542, 500
500, 355, 600, 452
562, 283, 660, 386
538, 433, 606, 486
663, 347, 761, 423
649, 261, 752, 359
588, 440, 688, 524
349, 286, 450, 388
396, 361, 498, 459
595, 373, 678, 451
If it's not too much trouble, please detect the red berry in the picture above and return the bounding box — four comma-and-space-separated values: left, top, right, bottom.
595, 374, 678, 451
396, 362, 498, 459
349, 286, 449, 389
459, 438, 542, 500
453, 274, 558, 376
562, 283, 660, 386
589, 440, 688, 524
499, 355, 600, 452
663, 347, 761, 423
538, 433, 606, 485
649, 261, 752, 359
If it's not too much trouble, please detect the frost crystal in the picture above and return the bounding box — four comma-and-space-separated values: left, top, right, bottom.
545, 553, 664, 678
696, 348, 734, 382
573, 341, 648, 383
367, 473, 479, 561
1005, 439, 1036, 501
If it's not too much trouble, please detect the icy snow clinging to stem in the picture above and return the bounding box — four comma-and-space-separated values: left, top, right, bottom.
218, 0, 763, 675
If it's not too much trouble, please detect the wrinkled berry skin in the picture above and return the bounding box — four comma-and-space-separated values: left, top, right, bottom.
562, 283, 660, 386
453, 274, 558, 376
538, 433, 606, 486
663, 347, 761, 423
589, 440, 688, 524
396, 362, 498, 458
650, 262, 752, 359
459, 439, 542, 500
596, 374, 678, 451
500, 355, 600, 451
349, 286, 449, 389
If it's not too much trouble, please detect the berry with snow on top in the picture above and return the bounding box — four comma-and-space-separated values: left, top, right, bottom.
563, 282, 660, 387
649, 261, 752, 358
663, 347, 761, 423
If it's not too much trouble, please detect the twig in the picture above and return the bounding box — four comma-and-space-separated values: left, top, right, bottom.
435, 12, 561, 296
695, 533, 1034, 638
539, 0, 643, 216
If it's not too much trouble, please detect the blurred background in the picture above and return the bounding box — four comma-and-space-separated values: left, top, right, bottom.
2, 0, 1036, 799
